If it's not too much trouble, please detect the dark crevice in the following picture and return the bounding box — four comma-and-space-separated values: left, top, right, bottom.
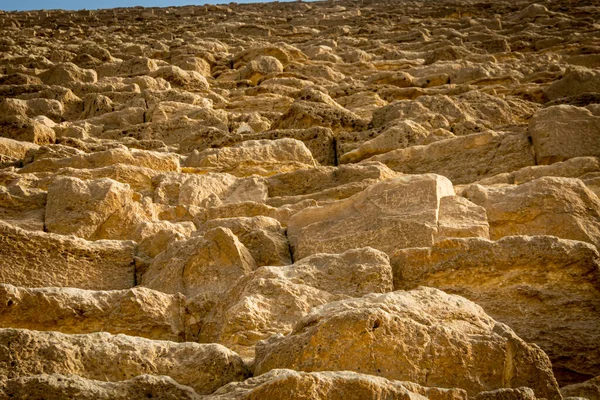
284, 228, 294, 264
333, 136, 339, 166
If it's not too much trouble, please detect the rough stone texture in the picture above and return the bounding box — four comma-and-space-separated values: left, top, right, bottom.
265, 162, 398, 207
0, 284, 185, 341
254, 287, 560, 399
474, 387, 538, 400
184, 138, 317, 177
1, 0, 600, 396
464, 177, 600, 248
340, 120, 432, 164
392, 236, 600, 384
528, 105, 600, 165
210, 369, 468, 400
0, 374, 203, 400
0, 173, 46, 231
561, 376, 600, 400
246, 127, 336, 166
197, 216, 292, 267
544, 67, 600, 102
153, 172, 267, 208
0, 137, 39, 160
0, 116, 56, 145
198, 248, 392, 357
271, 101, 366, 133
0, 221, 135, 290
512, 157, 600, 186
366, 131, 535, 185
45, 177, 134, 240
20, 147, 181, 174
0, 328, 250, 395
141, 227, 257, 298
436, 195, 490, 241
287, 174, 456, 260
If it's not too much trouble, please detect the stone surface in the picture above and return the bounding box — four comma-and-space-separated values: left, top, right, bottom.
45, 177, 134, 240
1, 0, 599, 396
464, 177, 600, 248
0, 173, 46, 231
561, 376, 600, 400
0, 221, 135, 290
393, 235, 600, 385
141, 227, 257, 298
254, 287, 560, 399
436, 195, 490, 241
198, 248, 392, 357
21, 147, 180, 174
210, 369, 468, 400
153, 172, 267, 207
287, 174, 455, 260
528, 105, 600, 165
0, 374, 203, 400
0, 137, 39, 160
184, 139, 317, 177
197, 216, 291, 267
0, 284, 185, 341
0, 328, 250, 395
366, 131, 535, 185
265, 162, 398, 206
0, 115, 56, 145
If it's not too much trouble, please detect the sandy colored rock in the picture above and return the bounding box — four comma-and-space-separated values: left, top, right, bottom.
184, 139, 316, 177
133, 219, 195, 258
45, 177, 134, 240
271, 101, 366, 133
511, 157, 600, 186
20, 146, 180, 174
242, 127, 336, 166
0, 97, 64, 122
0, 374, 202, 400
0, 284, 185, 341
239, 55, 284, 85
210, 369, 468, 400
0, 115, 56, 145
148, 102, 225, 127
474, 387, 538, 400
199, 248, 392, 356
197, 216, 291, 267
254, 287, 560, 399
0, 221, 135, 290
436, 195, 490, 241
141, 227, 257, 298
544, 67, 600, 102
265, 162, 397, 202
561, 376, 600, 400
370, 92, 520, 137
38, 62, 98, 85
52, 163, 161, 196
287, 174, 455, 260
340, 120, 432, 164
150, 65, 209, 89
153, 172, 267, 207
528, 105, 600, 165
0, 174, 46, 231
392, 235, 600, 384
367, 131, 535, 185
0, 137, 39, 160
197, 199, 316, 228
1, 1, 599, 396
0, 328, 250, 395
464, 177, 600, 248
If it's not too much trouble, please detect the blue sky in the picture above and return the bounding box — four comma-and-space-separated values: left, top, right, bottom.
0, 0, 292, 12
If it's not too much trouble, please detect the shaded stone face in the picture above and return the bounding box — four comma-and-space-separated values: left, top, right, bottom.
1, 0, 599, 397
